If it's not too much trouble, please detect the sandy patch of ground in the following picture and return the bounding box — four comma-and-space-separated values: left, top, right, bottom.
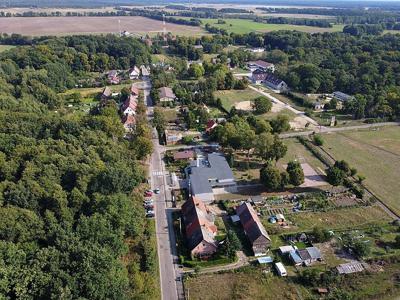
234, 100, 253, 111
235, 100, 284, 113
290, 116, 318, 130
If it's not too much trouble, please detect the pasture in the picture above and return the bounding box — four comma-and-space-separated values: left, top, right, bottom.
200, 18, 344, 34
321, 126, 400, 215
0, 16, 205, 36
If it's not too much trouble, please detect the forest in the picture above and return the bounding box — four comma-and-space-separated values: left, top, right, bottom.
264, 31, 400, 119
0, 35, 157, 299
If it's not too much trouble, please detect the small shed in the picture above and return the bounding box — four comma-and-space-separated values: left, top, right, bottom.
289, 250, 303, 266
257, 256, 273, 264
230, 215, 240, 223
251, 195, 264, 205
279, 245, 295, 255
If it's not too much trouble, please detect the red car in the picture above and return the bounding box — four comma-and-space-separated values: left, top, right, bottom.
144, 190, 153, 197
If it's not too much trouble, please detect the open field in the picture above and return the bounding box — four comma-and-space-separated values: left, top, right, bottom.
321, 126, 400, 215
259, 13, 335, 19
289, 205, 392, 231
198, 18, 344, 34
0, 7, 117, 14
0, 45, 16, 53
185, 268, 311, 300
214, 89, 260, 111
0, 16, 205, 36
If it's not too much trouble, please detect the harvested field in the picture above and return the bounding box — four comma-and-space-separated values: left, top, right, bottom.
0, 16, 205, 36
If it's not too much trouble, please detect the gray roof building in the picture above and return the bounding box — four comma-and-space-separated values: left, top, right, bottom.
187, 153, 236, 202
333, 91, 354, 102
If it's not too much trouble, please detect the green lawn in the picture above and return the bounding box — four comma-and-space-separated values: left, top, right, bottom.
197, 18, 344, 34
214, 88, 260, 111
61, 83, 132, 97
321, 126, 400, 215
0, 45, 16, 53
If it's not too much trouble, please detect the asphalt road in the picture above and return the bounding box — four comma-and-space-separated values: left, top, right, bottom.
143, 80, 183, 300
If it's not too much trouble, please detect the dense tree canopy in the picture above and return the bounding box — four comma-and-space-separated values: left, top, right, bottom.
0, 35, 158, 299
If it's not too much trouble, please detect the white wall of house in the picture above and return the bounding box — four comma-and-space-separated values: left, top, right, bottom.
123, 107, 136, 115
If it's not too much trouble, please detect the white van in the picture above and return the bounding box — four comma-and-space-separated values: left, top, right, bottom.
275, 262, 287, 277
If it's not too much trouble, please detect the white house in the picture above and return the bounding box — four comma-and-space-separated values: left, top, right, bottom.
129, 66, 141, 80
121, 95, 137, 116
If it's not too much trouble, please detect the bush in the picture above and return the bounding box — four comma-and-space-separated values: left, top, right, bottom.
312, 226, 332, 242
253, 96, 272, 114
326, 166, 346, 186
313, 134, 324, 146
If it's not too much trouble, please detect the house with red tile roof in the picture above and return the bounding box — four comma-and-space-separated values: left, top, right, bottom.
107, 70, 120, 84
205, 120, 218, 134
121, 95, 138, 116
181, 197, 218, 258
122, 114, 136, 132
130, 84, 140, 96
173, 150, 195, 161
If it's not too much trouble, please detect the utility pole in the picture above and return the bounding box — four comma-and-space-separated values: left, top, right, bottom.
163, 13, 167, 42
118, 19, 121, 37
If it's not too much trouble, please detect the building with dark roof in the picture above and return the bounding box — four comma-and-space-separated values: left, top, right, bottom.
333, 91, 354, 102
247, 60, 275, 73
181, 197, 218, 258
251, 70, 288, 91
236, 202, 271, 256
186, 153, 236, 203
289, 246, 322, 266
